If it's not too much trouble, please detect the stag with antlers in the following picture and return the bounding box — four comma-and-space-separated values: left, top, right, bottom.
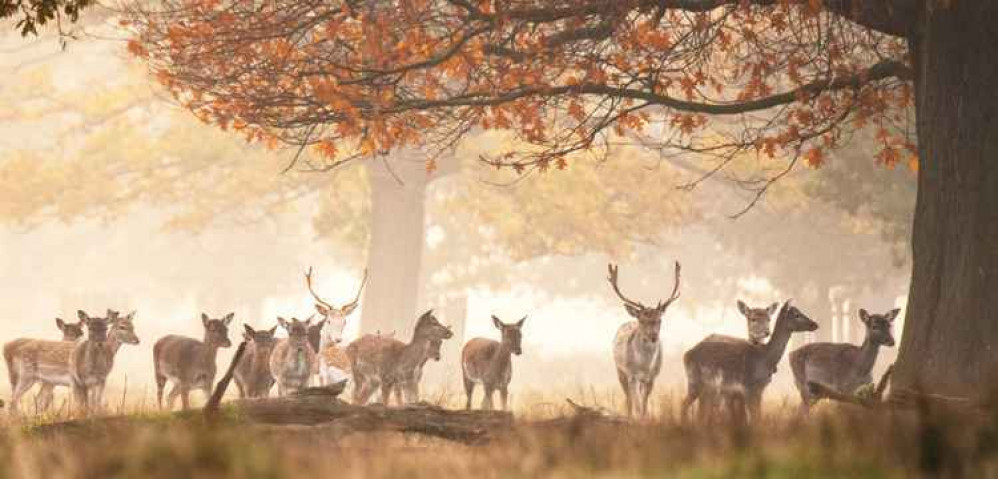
609, 262, 681, 418
305, 267, 368, 386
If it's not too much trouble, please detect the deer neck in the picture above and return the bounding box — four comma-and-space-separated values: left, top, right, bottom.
200, 341, 222, 366
854, 334, 882, 377
491, 341, 514, 374
763, 320, 794, 369
402, 333, 431, 364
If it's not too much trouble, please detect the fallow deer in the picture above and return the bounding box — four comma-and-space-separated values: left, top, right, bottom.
69, 311, 119, 413
610, 262, 681, 418
153, 312, 233, 410
234, 324, 279, 398
789, 307, 899, 415
462, 315, 526, 411
305, 267, 368, 386
6, 310, 139, 415
738, 301, 777, 345
681, 301, 818, 423
269, 317, 317, 396
392, 335, 447, 405
347, 310, 453, 406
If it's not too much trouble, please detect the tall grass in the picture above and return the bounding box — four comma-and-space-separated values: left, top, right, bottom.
2, 388, 997, 478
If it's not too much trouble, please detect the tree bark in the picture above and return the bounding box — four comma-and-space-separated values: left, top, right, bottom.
892, 2, 998, 405
359, 157, 428, 336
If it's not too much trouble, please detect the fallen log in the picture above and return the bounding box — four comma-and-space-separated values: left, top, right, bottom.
228, 396, 512, 444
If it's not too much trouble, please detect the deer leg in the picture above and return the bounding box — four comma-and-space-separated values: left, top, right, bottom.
499, 385, 509, 411
616, 369, 632, 417
165, 384, 181, 410
35, 383, 55, 413
463, 376, 475, 410
379, 380, 392, 406
234, 377, 246, 399
482, 385, 495, 411
640, 379, 655, 419
681, 380, 700, 424
10, 377, 36, 415
72, 384, 88, 415
155, 373, 167, 410
747, 391, 763, 423
180, 386, 191, 410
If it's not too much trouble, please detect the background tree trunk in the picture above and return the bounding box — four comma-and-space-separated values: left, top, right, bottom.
892, 2, 998, 404
359, 158, 428, 336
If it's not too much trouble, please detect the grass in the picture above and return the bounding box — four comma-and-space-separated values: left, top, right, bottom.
1, 388, 996, 478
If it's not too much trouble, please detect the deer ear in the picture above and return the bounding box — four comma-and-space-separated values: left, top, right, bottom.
737, 300, 749, 316
77, 310, 89, 323
624, 304, 641, 318
767, 302, 779, 316
859, 309, 871, 324
201, 313, 210, 326
516, 316, 527, 328
268, 325, 278, 335
56, 318, 66, 329
277, 317, 289, 329
885, 308, 901, 322
244, 324, 255, 335
222, 313, 235, 326
492, 315, 503, 329
125, 311, 136, 321
315, 304, 330, 315
341, 304, 358, 316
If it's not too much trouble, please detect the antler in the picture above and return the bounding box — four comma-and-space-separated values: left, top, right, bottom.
607, 264, 642, 308
660, 261, 682, 309
305, 266, 334, 311
339, 269, 368, 313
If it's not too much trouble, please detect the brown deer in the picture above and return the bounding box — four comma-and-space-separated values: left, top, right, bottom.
153, 312, 233, 410
610, 262, 681, 418
6, 310, 139, 415
461, 315, 526, 411
68, 311, 119, 413
347, 310, 453, 406
789, 307, 899, 415
738, 301, 777, 345
233, 324, 279, 398
681, 301, 817, 423
305, 267, 368, 386
269, 317, 317, 396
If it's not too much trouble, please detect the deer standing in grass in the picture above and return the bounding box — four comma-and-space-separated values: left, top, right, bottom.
682, 301, 817, 423
6, 311, 139, 415
347, 310, 453, 406
153, 313, 233, 410
69, 312, 121, 413
269, 317, 317, 396
789, 308, 899, 415
234, 324, 279, 398
610, 262, 681, 418
305, 267, 368, 386
462, 315, 526, 411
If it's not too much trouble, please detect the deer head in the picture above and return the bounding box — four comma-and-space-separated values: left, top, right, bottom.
201, 313, 234, 348
56, 317, 84, 341
305, 267, 367, 344
859, 308, 899, 347
111, 311, 140, 345
492, 315, 526, 356
243, 324, 279, 346
78, 310, 111, 343
607, 262, 681, 343
737, 300, 777, 345
776, 301, 819, 333
278, 317, 312, 349
414, 310, 454, 341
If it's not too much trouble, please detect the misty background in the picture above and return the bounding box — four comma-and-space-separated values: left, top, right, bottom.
0, 21, 915, 409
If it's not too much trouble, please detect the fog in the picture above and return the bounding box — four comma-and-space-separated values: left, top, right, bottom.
0, 24, 916, 407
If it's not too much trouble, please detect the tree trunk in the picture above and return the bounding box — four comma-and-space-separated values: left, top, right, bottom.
359, 158, 428, 335
892, 2, 998, 405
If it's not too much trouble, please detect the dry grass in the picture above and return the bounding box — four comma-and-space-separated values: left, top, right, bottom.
1, 388, 997, 479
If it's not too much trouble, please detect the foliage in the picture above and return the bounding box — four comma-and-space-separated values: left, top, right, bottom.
128, 0, 915, 207
1, 0, 93, 36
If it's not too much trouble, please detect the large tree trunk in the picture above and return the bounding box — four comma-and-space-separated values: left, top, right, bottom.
359, 158, 428, 335
892, 2, 998, 405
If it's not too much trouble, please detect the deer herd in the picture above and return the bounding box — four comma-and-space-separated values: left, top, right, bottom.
1, 262, 898, 423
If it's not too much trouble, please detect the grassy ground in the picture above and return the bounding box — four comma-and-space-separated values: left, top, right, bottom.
1, 390, 996, 479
